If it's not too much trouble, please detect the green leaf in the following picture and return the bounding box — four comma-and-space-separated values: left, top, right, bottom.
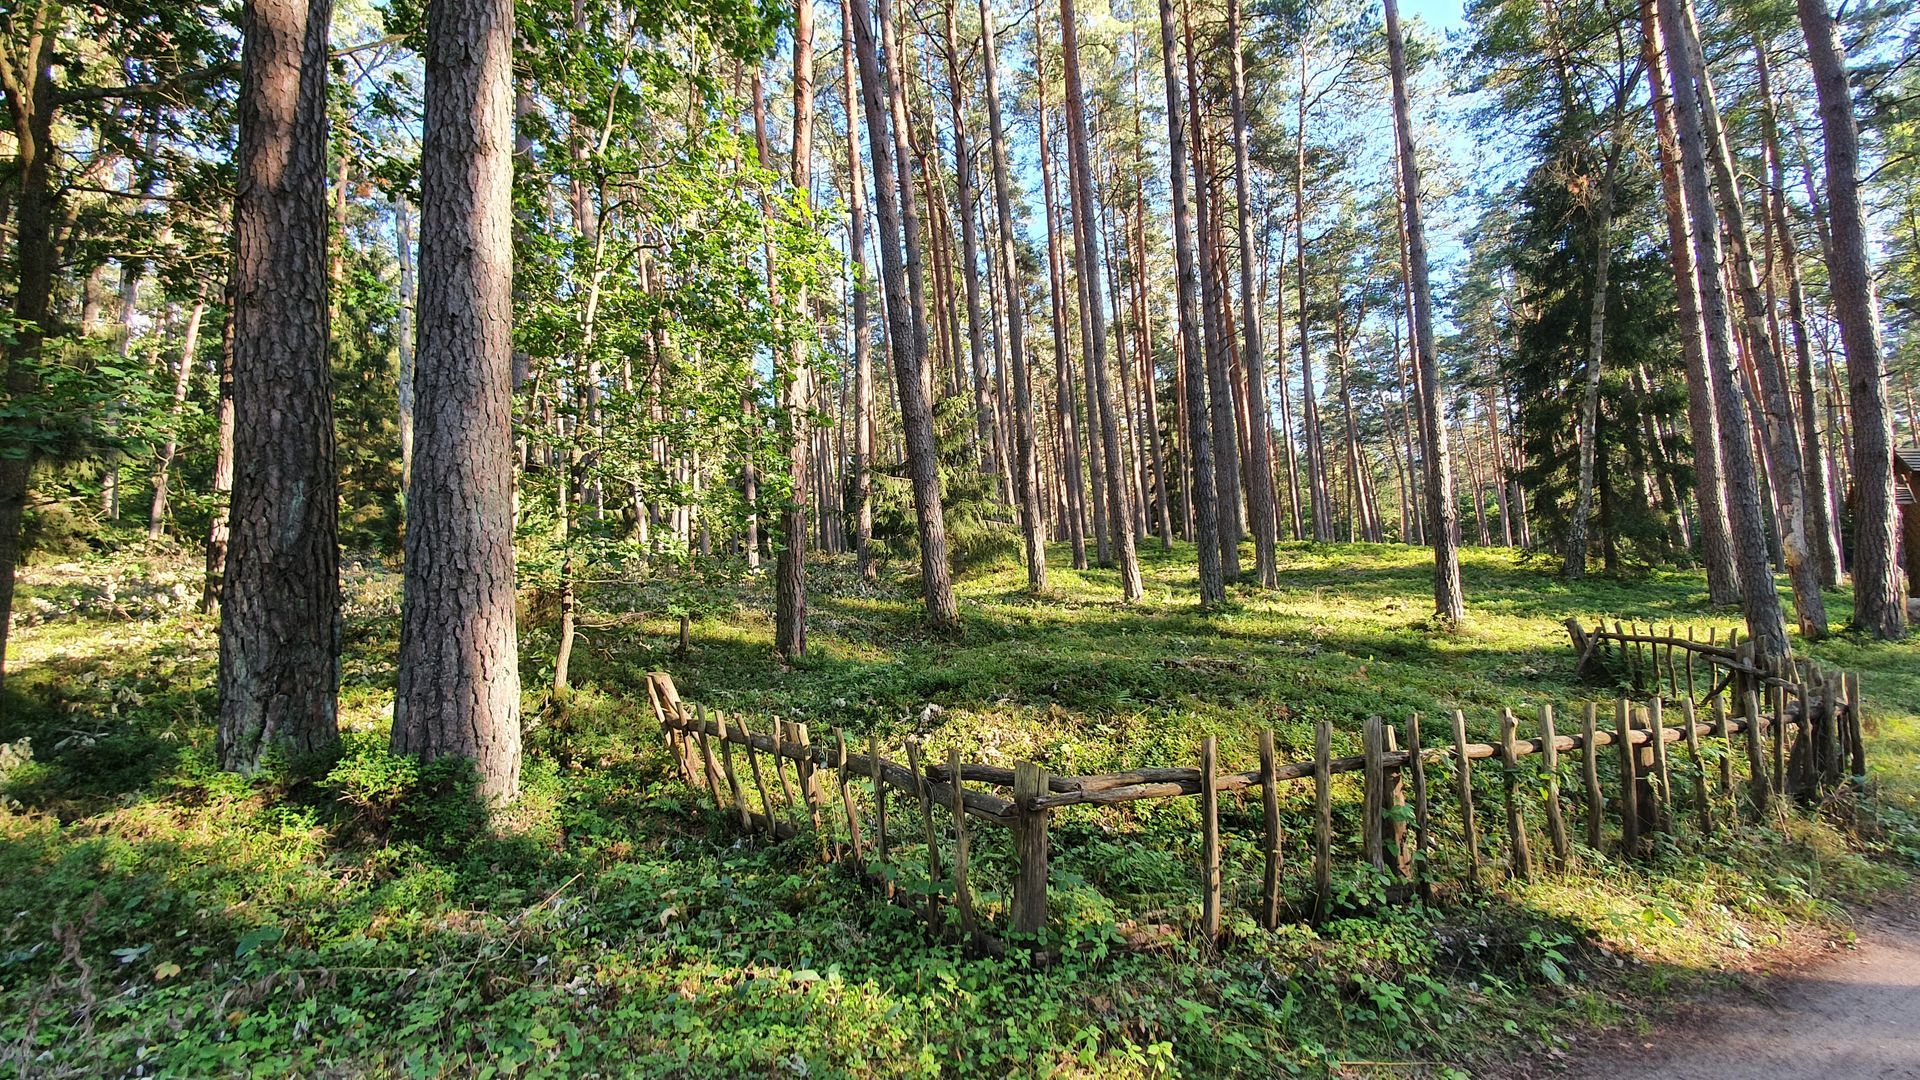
235, 925, 285, 958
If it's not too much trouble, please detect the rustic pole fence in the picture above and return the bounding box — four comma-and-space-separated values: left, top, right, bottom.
644, 627, 1868, 945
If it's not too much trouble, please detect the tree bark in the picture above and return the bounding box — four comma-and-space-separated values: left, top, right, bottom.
1652, 0, 1789, 658
1185, 16, 1242, 578
1677, 0, 1827, 638
0, 7, 58, 683
1158, 0, 1223, 605
852, 0, 958, 628
1228, 0, 1278, 586
842, 0, 877, 585
1640, 4, 1741, 604
1060, 0, 1142, 600
1564, 131, 1624, 579
1384, 0, 1465, 623
218, 0, 342, 772
1036, 49, 1089, 570
394, 0, 523, 799
201, 291, 238, 614
1795, 0, 1906, 638
776, 0, 817, 661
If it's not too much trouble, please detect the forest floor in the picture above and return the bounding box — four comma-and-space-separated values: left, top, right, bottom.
0, 539, 1916, 1077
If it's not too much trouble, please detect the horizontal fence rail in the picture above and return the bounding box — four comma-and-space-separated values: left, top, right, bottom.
646, 625, 1870, 946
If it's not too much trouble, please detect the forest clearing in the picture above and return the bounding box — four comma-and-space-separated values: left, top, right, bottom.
4, 0, 1920, 1071
1, 544, 1915, 1075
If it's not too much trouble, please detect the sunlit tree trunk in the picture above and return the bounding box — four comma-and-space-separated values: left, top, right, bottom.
147, 284, 209, 540
1158, 0, 1223, 605
394, 0, 523, 798
218, 0, 341, 772
1795, 0, 1906, 638
1676, 0, 1826, 638
978, 0, 1044, 589
852, 0, 958, 628
1652, 0, 1788, 657
1228, 0, 1277, 585
1384, 0, 1464, 622
776, 0, 817, 661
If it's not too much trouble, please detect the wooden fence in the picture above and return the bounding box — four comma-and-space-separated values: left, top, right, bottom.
645, 626, 1869, 946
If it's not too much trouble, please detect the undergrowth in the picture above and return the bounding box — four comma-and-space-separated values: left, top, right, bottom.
0, 542, 1914, 1077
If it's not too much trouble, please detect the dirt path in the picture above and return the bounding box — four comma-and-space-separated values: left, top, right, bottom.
1546, 898, 1920, 1080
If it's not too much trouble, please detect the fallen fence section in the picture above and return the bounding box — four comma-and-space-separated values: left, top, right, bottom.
646, 626, 1868, 945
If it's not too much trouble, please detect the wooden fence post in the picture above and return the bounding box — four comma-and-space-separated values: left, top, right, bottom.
1313, 721, 1332, 920
1711, 696, 1733, 797
1648, 700, 1672, 834
1616, 697, 1639, 855
1013, 761, 1051, 936
1821, 670, 1844, 790
1384, 725, 1411, 882
1539, 704, 1569, 868
868, 732, 889, 870
1744, 686, 1771, 817
1581, 702, 1604, 853
695, 704, 725, 801
836, 729, 865, 860
1362, 719, 1385, 871
1259, 729, 1283, 929
946, 747, 976, 937
1449, 710, 1480, 882
737, 715, 776, 838
1499, 709, 1533, 881
1406, 714, 1430, 893
1845, 672, 1866, 780
1200, 736, 1221, 942
1682, 700, 1710, 835
905, 740, 942, 931
795, 723, 831, 861
716, 712, 750, 831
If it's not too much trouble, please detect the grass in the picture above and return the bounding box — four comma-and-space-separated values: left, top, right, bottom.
0, 539, 1915, 1077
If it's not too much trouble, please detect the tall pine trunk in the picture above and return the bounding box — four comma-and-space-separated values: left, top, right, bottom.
394, 0, 523, 799
1677, 0, 1827, 638
777, 0, 817, 661
218, 0, 341, 772
1653, 0, 1789, 657
1384, 0, 1465, 623
1158, 0, 1224, 605
1228, 0, 1278, 586
851, 0, 959, 628
978, 0, 1044, 587
1060, 0, 1142, 600
1641, 3, 1741, 604
842, 0, 878, 585
1796, 0, 1907, 638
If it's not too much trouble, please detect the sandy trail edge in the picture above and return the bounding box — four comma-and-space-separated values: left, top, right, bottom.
1529, 897, 1920, 1080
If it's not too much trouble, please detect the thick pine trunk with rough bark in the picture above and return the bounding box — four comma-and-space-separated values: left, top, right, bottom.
394, 0, 523, 799
1384, 0, 1465, 623
217, 0, 342, 773
1795, 0, 1907, 638
1158, 0, 1223, 606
